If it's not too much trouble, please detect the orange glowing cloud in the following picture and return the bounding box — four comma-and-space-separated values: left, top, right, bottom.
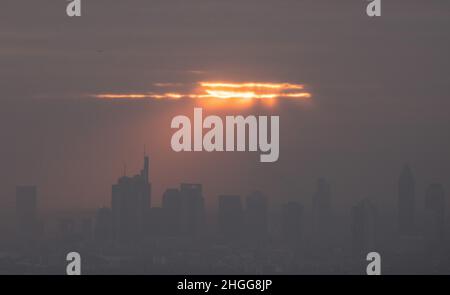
199, 82, 304, 90
93, 81, 311, 106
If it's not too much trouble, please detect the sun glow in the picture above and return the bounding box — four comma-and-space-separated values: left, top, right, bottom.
199, 82, 304, 90
94, 81, 311, 107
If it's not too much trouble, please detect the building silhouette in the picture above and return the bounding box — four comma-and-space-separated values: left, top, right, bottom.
351, 198, 377, 254
180, 183, 205, 236
162, 188, 182, 236
245, 191, 268, 241
160, 184, 205, 237
424, 183, 446, 247
112, 156, 151, 244
218, 195, 243, 240
398, 165, 415, 235
15, 185, 39, 242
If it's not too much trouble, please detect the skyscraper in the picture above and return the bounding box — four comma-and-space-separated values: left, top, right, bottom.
218, 195, 243, 240
162, 188, 182, 236
351, 198, 378, 254
424, 183, 446, 247
180, 183, 204, 236
16, 185, 39, 242
245, 191, 268, 241
112, 156, 151, 244
398, 165, 415, 235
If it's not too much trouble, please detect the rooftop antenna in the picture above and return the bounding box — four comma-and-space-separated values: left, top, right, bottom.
123, 163, 127, 177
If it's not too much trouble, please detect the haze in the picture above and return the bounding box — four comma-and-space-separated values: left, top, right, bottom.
1, 0, 449, 230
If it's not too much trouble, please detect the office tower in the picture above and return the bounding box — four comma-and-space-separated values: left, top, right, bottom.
180, 183, 205, 236
245, 191, 268, 241
424, 183, 446, 247
312, 178, 332, 242
112, 156, 151, 243
94, 207, 113, 242
16, 185, 39, 241
351, 198, 377, 254
218, 195, 243, 239
398, 165, 415, 235
281, 201, 303, 245
162, 188, 182, 236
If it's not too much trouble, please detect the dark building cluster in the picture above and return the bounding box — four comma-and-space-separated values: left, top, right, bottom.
2, 158, 450, 274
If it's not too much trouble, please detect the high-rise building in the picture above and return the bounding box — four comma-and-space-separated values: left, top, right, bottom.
218, 195, 243, 239
398, 165, 415, 235
424, 183, 446, 246
161, 184, 205, 237
351, 198, 378, 254
245, 191, 268, 241
180, 183, 204, 236
16, 185, 39, 241
112, 156, 151, 243
162, 188, 182, 236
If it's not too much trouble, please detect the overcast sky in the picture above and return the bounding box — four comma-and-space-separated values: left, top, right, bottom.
0, 1, 449, 223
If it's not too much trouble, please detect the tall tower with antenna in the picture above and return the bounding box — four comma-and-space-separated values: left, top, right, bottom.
142, 145, 149, 183
112, 152, 152, 244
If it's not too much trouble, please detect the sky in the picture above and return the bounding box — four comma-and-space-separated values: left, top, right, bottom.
0, 0, 449, 223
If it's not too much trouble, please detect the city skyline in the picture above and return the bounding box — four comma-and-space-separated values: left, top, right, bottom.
2, 151, 448, 274
1, 0, 449, 275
